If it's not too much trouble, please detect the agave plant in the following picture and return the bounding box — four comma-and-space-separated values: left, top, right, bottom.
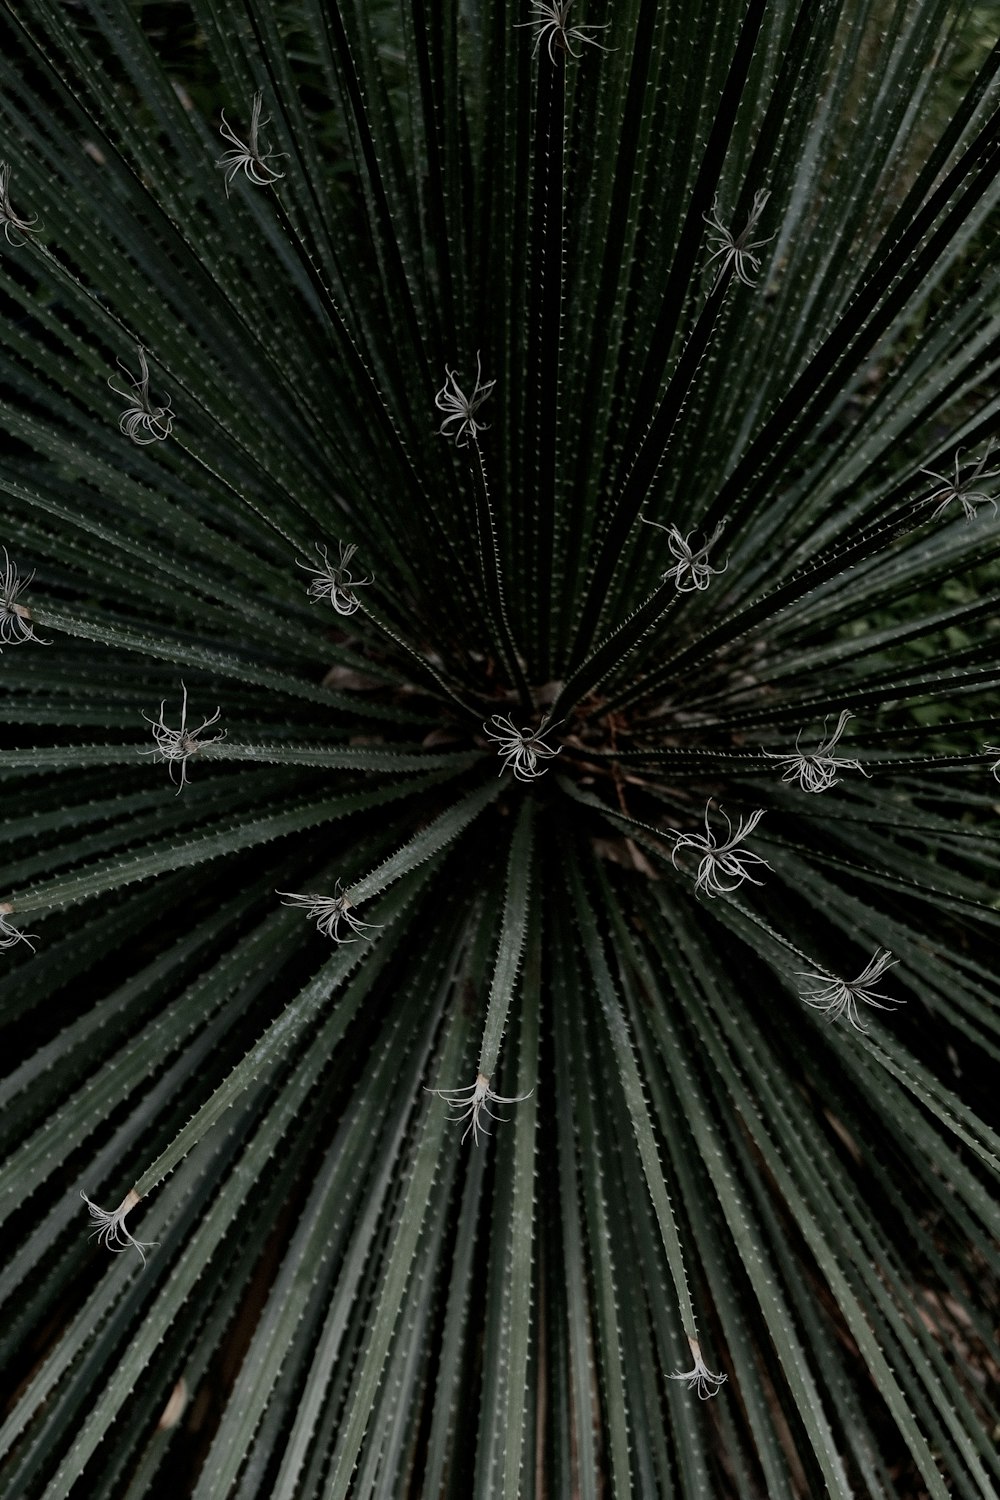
2, 0, 1000, 1495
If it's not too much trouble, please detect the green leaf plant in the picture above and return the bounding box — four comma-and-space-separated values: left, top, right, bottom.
1, 1, 999, 1495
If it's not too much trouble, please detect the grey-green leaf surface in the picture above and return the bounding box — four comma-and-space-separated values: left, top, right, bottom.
1, 0, 998, 1494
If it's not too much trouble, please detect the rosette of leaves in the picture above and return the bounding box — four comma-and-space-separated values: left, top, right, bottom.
2, 1, 1000, 1496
